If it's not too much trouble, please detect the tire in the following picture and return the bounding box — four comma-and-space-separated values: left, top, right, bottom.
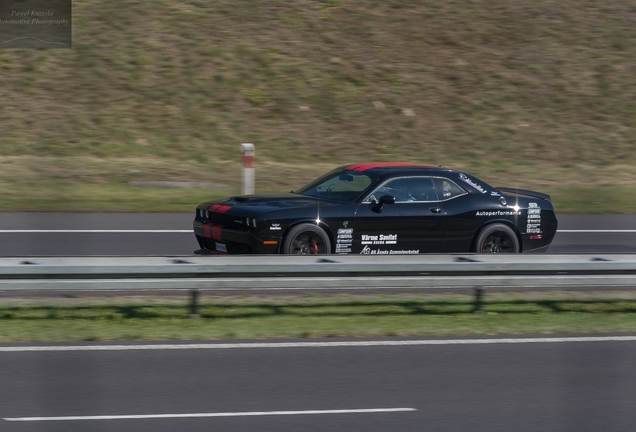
473, 223, 520, 253
282, 224, 332, 255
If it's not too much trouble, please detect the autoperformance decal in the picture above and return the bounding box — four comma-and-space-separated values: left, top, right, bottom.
527, 206, 542, 233
336, 228, 354, 254
476, 210, 519, 216
360, 245, 419, 255
361, 234, 397, 245
458, 173, 487, 194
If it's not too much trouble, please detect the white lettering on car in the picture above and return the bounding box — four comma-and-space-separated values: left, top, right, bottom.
359, 246, 419, 255
476, 211, 517, 216
361, 234, 398, 245
336, 228, 354, 254
458, 173, 488, 194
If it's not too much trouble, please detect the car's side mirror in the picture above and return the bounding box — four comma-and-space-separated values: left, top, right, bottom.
372, 195, 396, 213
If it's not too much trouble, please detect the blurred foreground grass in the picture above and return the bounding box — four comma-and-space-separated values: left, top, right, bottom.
1, 293, 635, 342
1, 1, 636, 212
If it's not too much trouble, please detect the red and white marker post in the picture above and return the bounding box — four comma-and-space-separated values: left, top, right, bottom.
241, 143, 255, 195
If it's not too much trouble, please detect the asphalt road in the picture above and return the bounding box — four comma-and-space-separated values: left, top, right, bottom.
1, 337, 636, 432
0, 213, 633, 256
1, 215, 635, 431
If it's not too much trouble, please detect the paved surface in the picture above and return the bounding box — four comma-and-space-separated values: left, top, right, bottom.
0, 214, 634, 431
0, 213, 194, 256
1, 337, 636, 432
0, 213, 633, 256
550, 214, 636, 253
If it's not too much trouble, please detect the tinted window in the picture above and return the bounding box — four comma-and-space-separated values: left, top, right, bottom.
368, 177, 439, 202
433, 178, 466, 199
295, 169, 376, 202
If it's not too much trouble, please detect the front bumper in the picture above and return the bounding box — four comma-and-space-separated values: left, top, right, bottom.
193, 220, 279, 254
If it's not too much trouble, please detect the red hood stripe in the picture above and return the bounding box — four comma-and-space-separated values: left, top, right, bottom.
208, 204, 232, 214
346, 162, 437, 172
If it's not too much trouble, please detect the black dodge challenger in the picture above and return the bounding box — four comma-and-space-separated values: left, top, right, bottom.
193, 163, 557, 255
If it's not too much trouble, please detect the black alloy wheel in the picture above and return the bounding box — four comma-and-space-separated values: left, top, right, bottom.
282, 224, 332, 255
473, 223, 520, 253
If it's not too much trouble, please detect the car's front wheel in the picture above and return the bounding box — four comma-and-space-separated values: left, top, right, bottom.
473, 223, 520, 253
282, 224, 332, 255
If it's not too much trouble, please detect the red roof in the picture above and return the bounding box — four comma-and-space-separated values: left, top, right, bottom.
345, 162, 439, 172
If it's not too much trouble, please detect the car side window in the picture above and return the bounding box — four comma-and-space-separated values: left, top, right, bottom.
433, 178, 467, 200
368, 177, 439, 202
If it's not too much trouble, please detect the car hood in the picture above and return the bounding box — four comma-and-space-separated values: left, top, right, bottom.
496, 187, 552, 203
201, 193, 339, 215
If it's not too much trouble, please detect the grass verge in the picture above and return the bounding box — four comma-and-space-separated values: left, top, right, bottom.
2, 1, 636, 213
1, 292, 636, 342
2, 157, 636, 212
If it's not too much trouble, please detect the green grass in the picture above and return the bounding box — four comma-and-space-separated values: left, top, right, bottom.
1, 156, 636, 212
0, 184, 229, 212
1, 293, 636, 342
551, 188, 636, 214
1, 0, 636, 212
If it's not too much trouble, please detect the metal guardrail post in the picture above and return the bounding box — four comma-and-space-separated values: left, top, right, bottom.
473, 287, 484, 314
190, 290, 200, 318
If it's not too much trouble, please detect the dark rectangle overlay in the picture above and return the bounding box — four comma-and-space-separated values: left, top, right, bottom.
0, 0, 72, 49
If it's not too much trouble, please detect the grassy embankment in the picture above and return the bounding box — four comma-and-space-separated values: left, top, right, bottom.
1, 1, 636, 212
1, 292, 636, 342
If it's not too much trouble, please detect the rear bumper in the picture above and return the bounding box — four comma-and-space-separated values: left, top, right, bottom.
521, 226, 557, 253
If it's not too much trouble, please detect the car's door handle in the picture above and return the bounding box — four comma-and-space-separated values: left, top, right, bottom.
430, 207, 442, 214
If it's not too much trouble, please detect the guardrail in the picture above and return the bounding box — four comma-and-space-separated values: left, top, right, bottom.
0, 254, 635, 315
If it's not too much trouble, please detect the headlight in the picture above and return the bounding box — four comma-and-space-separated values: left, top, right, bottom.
205, 210, 209, 218
199, 209, 203, 218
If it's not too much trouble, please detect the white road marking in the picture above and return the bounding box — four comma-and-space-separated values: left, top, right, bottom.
3, 408, 416, 422
0, 230, 191, 233
1, 336, 636, 353
558, 230, 636, 233
0, 229, 633, 233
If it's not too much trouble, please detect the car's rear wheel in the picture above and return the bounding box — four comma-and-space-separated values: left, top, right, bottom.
473, 223, 520, 253
282, 224, 331, 255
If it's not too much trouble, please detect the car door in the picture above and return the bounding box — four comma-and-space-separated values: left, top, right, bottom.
352, 176, 446, 254
431, 177, 477, 252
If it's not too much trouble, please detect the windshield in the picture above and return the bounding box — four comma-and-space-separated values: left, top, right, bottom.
295, 168, 377, 202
